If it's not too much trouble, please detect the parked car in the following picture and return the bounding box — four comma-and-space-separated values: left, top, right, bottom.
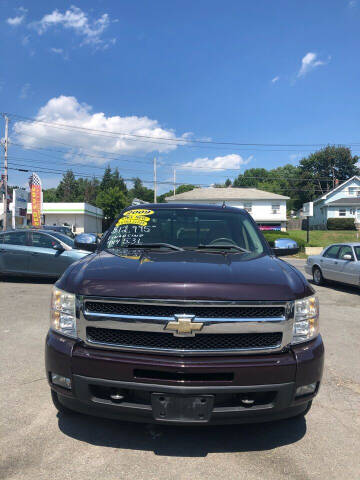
46, 204, 323, 425
41, 225, 75, 239
305, 243, 360, 287
0, 229, 90, 278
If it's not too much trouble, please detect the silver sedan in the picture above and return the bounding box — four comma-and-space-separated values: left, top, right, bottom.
305, 243, 360, 287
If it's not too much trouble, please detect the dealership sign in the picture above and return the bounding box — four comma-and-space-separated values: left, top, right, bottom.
29, 173, 42, 227
303, 202, 313, 217
13, 189, 28, 217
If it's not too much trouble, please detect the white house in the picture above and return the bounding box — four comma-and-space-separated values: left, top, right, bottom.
0, 202, 103, 233
166, 187, 289, 231
310, 176, 360, 229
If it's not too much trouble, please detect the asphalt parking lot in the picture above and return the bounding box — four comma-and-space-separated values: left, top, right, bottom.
1, 259, 359, 480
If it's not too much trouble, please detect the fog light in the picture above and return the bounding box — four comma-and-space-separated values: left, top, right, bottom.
295, 382, 317, 397
51, 373, 72, 390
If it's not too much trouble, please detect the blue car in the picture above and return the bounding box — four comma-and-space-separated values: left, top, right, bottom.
0, 229, 90, 278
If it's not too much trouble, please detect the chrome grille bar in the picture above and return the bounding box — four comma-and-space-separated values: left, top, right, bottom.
77, 297, 294, 356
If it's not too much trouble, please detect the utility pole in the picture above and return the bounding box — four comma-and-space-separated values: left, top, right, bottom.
2, 115, 9, 231
153, 157, 157, 203
173, 167, 176, 196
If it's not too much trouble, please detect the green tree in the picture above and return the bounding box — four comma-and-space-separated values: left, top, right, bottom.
100, 166, 113, 192
99, 166, 128, 196
77, 178, 100, 204
96, 186, 128, 228
299, 146, 360, 195
112, 168, 128, 194
232, 168, 270, 188
56, 170, 79, 202
128, 177, 154, 203
157, 184, 196, 203
43, 188, 58, 202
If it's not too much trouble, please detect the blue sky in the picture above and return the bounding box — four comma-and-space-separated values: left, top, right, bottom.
1, 0, 360, 193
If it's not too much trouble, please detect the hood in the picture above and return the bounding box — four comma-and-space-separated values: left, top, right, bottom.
57, 249, 313, 301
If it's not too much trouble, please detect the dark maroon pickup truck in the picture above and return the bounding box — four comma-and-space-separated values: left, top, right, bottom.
46, 204, 324, 425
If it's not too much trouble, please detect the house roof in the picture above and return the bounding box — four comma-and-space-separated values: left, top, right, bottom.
166, 187, 289, 202
328, 197, 360, 206
313, 176, 360, 204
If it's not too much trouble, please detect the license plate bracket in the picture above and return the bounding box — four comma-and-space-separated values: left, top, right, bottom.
151, 393, 214, 422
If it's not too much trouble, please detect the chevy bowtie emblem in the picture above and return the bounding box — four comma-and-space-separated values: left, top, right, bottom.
165, 314, 204, 337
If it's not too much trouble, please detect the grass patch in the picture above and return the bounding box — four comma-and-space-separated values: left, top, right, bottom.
287, 230, 360, 247
264, 229, 360, 256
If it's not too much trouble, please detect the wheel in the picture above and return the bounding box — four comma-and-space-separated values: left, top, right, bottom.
51, 390, 74, 415
313, 266, 324, 285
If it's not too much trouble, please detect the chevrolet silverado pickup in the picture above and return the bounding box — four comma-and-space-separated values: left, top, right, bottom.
46, 204, 324, 424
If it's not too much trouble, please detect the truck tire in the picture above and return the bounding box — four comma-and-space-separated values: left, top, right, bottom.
51, 390, 74, 415
312, 266, 324, 285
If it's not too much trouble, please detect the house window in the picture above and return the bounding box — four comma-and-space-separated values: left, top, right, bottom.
349, 187, 356, 196
339, 208, 346, 217
243, 202, 252, 213
271, 204, 280, 214
350, 208, 356, 215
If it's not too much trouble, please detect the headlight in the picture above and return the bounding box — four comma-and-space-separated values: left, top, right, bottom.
50, 287, 77, 338
292, 295, 319, 344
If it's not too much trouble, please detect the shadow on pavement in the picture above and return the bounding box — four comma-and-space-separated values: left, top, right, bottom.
0, 275, 55, 285
308, 279, 360, 296
58, 413, 306, 456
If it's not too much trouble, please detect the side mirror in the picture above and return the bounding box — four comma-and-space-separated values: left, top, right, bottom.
342, 254, 354, 261
52, 243, 65, 252
271, 238, 299, 257
74, 233, 98, 252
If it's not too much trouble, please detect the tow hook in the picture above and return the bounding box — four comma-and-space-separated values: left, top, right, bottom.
241, 397, 255, 407
110, 392, 125, 403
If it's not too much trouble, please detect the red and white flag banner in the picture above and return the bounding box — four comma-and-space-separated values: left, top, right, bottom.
28, 173, 42, 227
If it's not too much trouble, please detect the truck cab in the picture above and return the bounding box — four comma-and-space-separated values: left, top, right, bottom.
46, 204, 323, 424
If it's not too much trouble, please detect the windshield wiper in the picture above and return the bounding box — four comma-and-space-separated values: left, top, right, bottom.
197, 244, 250, 253
125, 243, 184, 251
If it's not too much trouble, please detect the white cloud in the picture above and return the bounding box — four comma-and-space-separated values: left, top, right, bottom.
13, 95, 187, 164
180, 154, 251, 172
271, 76, 280, 84
50, 47, 63, 54
50, 47, 68, 59
19, 83, 31, 99
6, 6, 27, 26
7, 15, 25, 26
297, 52, 329, 77
31, 6, 115, 48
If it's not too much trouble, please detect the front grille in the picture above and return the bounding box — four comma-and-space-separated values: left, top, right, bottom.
86, 327, 282, 351
85, 302, 285, 319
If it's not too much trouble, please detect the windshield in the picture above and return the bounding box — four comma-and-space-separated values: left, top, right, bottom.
48, 231, 75, 248
43, 226, 75, 238
105, 208, 265, 254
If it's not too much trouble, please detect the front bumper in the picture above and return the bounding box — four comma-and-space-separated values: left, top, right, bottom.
304, 264, 312, 276
45, 331, 324, 425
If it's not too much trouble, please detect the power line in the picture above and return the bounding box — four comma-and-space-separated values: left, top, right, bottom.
6, 164, 335, 193
8, 152, 348, 184
7, 112, 360, 148
9, 152, 347, 181
6, 163, 206, 186
7, 155, 151, 175
9, 139, 358, 175
8, 141, 154, 166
